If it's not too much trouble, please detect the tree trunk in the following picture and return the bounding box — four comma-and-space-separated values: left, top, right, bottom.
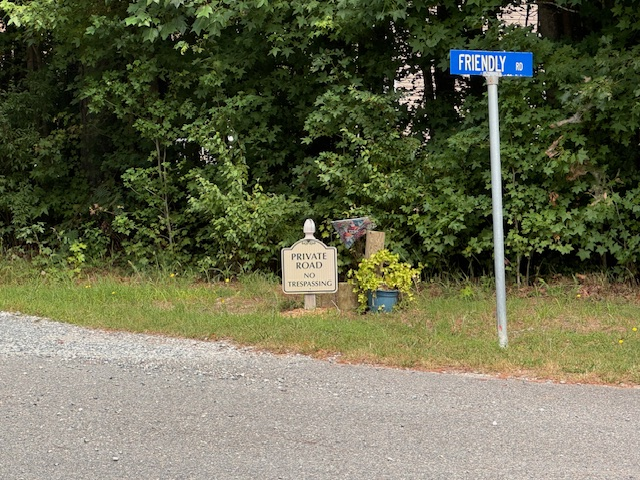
537, 1, 584, 41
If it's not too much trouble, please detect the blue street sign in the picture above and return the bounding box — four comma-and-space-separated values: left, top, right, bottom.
450, 50, 533, 77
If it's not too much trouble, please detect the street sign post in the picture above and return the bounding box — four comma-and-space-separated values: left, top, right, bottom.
450, 49, 533, 348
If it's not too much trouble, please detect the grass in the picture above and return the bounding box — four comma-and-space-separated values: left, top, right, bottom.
0, 264, 638, 386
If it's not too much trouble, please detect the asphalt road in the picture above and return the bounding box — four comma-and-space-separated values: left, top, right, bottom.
0, 314, 639, 479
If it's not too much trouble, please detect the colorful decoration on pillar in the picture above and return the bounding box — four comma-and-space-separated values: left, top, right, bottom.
331, 217, 375, 249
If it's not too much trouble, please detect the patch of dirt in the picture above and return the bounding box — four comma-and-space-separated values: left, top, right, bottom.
281, 307, 335, 318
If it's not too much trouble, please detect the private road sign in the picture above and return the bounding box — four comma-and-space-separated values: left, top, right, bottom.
281, 219, 338, 295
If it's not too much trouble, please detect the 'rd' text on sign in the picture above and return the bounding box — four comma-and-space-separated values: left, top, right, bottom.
281, 239, 338, 294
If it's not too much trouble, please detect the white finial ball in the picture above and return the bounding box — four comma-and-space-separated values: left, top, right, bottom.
303, 219, 316, 239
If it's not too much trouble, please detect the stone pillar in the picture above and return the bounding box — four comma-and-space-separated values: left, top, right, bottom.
337, 282, 358, 311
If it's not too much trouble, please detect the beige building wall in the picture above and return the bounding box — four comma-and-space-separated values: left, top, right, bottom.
395, 3, 538, 111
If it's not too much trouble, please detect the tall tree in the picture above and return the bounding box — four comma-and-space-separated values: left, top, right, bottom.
0, 0, 637, 278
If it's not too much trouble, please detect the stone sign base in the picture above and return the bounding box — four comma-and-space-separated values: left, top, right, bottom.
318, 282, 358, 311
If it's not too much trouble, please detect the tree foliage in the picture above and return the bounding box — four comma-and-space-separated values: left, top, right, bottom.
0, 0, 638, 280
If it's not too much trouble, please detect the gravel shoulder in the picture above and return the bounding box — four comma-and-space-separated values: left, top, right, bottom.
1, 312, 639, 480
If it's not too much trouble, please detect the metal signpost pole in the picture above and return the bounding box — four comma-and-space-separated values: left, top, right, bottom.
450, 49, 532, 349
485, 73, 508, 348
